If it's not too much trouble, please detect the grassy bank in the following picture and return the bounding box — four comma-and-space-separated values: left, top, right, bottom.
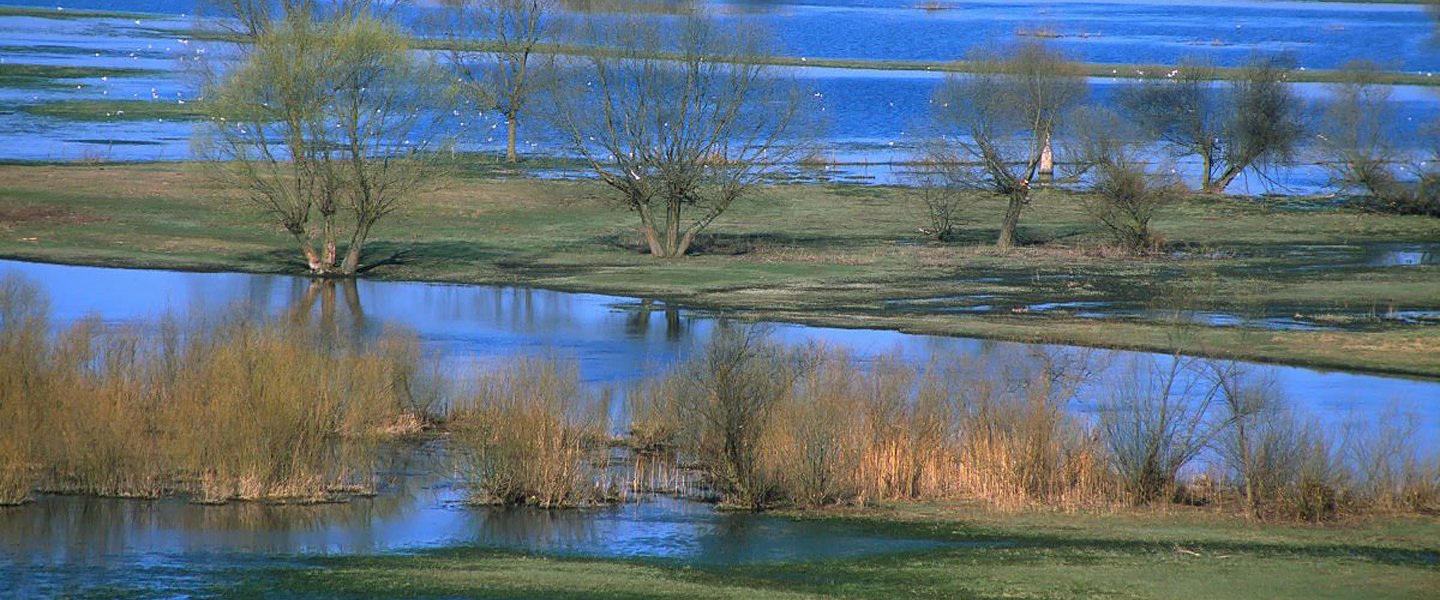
218, 508, 1440, 599
0, 163, 1438, 377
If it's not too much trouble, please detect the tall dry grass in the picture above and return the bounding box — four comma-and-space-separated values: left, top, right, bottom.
626, 329, 1113, 510
0, 274, 435, 504
448, 358, 614, 508
624, 330, 1435, 519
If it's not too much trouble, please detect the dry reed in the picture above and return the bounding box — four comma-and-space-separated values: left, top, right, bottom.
0, 274, 434, 504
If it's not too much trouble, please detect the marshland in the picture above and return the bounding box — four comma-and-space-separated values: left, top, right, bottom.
3, 0, 1440, 598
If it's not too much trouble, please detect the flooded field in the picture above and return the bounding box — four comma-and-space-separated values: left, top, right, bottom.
1, 1, 1438, 190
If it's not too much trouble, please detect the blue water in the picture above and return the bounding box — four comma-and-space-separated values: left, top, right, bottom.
7, 0, 1440, 71
2, 1, 1439, 191
1, 257, 1437, 596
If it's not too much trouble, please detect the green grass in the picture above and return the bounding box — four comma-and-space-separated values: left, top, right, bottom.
18, 99, 207, 121
1, 163, 1438, 377
216, 506, 1440, 599
0, 5, 150, 20
0, 63, 158, 89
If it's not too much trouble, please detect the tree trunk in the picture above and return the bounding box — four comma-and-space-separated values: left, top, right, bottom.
1199, 153, 1214, 192
339, 222, 371, 276
659, 200, 683, 258
995, 191, 1026, 250
321, 212, 338, 270
1038, 133, 1054, 180
640, 226, 665, 257
296, 235, 326, 275
505, 116, 518, 163
1207, 164, 1244, 194
674, 228, 698, 258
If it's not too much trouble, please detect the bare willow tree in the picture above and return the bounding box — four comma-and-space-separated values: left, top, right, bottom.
1120, 56, 1303, 193
200, 8, 446, 276
548, 13, 802, 258
443, 0, 556, 162
1319, 60, 1440, 217
930, 42, 1086, 249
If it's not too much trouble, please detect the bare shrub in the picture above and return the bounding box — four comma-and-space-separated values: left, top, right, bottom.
1098, 355, 1226, 505
665, 326, 792, 508
768, 347, 870, 506
1343, 408, 1440, 514
1319, 60, 1440, 217
1070, 106, 1181, 253
904, 157, 972, 242
1211, 367, 1347, 520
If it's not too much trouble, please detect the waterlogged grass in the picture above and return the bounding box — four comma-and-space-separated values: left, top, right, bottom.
0, 164, 1438, 376
0, 5, 151, 20
19, 99, 207, 121
116, 24, 1440, 88
420, 39, 1440, 87
217, 509, 1440, 599
0, 63, 157, 89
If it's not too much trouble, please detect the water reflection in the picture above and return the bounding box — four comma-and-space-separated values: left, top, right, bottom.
3, 258, 1435, 418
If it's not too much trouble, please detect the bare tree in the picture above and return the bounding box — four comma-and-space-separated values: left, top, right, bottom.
443, 0, 556, 162
1318, 61, 1396, 192
200, 8, 446, 276
930, 42, 1086, 249
548, 12, 802, 258
1318, 60, 1440, 217
1120, 56, 1304, 194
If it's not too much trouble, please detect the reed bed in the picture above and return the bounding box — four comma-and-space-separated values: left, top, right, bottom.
447, 358, 615, 508
4, 272, 1435, 520
619, 327, 1438, 519
0, 274, 434, 505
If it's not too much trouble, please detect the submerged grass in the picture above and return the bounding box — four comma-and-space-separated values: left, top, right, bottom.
0, 273, 435, 504
19, 99, 208, 121
0, 64, 157, 89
